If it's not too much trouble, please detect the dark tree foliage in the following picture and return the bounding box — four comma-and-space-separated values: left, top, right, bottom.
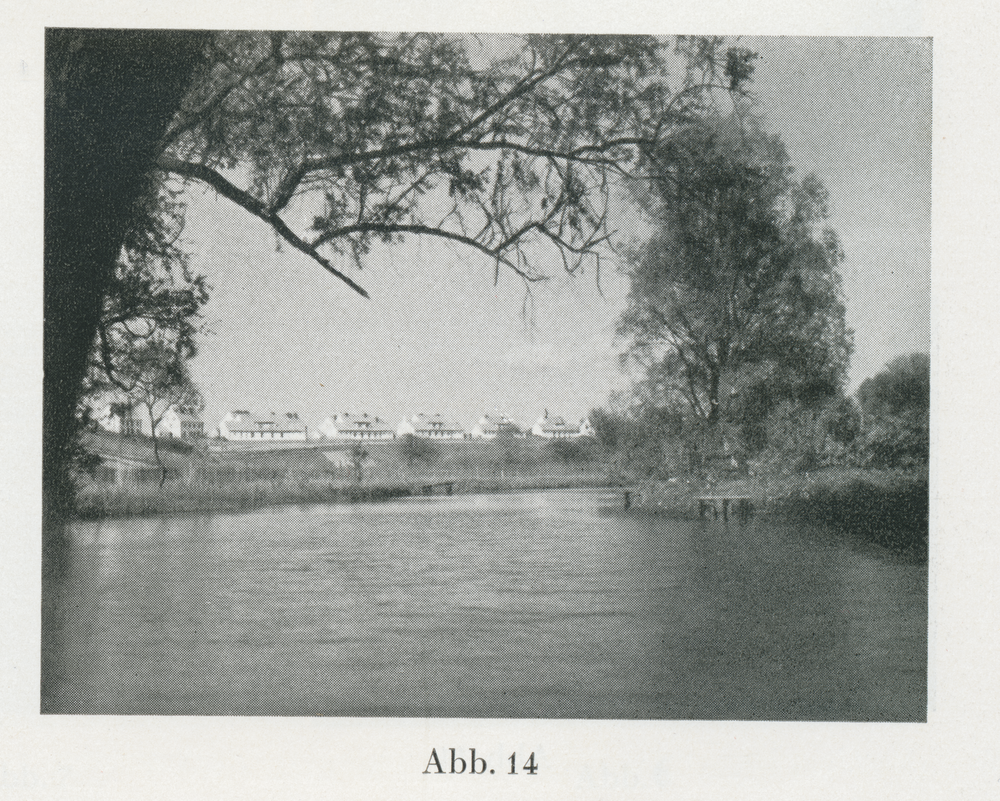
618, 114, 852, 458
89, 191, 208, 385
547, 436, 597, 464
857, 352, 930, 416
589, 404, 689, 478
856, 353, 930, 467
823, 395, 862, 446
395, 433, 440, 467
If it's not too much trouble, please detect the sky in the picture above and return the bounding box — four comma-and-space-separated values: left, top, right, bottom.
182, 37, 932, 435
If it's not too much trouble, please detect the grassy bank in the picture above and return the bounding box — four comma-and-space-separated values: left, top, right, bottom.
72, 474, 615, 519
632, 466, 928, 554
72, 480, 411, 519
74, 430, 615, 518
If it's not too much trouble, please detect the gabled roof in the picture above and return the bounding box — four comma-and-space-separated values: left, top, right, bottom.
224, 412, 307, 434
407, 413, 464, 434
331, 413, 393, 434
474, 413, 523, 434
534, 414, 579, 434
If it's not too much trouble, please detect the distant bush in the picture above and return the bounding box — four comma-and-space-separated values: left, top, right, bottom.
858, 353, 929, 416
856, 409, 929, 468
394, 433, 439, 466
546, 437, 598, 464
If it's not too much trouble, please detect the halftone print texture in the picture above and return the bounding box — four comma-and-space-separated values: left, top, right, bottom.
45, 34, 928, 720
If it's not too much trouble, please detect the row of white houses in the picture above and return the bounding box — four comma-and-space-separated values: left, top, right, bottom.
96, 404, 595, 443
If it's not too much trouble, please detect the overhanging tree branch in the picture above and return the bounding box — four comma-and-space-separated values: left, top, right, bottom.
312, 222, 527, 278
157, 155, 370, 298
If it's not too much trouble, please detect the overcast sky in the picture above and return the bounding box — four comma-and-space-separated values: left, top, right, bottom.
183, 36, 931, 433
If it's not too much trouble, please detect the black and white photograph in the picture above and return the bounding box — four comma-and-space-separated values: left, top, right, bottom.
41, 29, 930, 721
5, 1, 999, 797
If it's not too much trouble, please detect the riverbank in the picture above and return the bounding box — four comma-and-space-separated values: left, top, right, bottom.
770, 467, 928, 552
632, 466, 928, 554
73, 429, 614, 519
71, 474, 615, 519
71, 480, 410, 519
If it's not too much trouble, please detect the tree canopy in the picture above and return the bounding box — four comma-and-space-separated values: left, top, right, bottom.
617, 114, 852, 457
857, 352, 930, 416
855, 352, 930, 467
156, 33, 756, 293
116, 337, 203, 485
84, 186, 209, 401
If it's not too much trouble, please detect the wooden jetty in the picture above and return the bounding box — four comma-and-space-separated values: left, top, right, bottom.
696, 494, 756, 521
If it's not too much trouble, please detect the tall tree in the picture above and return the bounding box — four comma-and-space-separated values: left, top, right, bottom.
45, 29, 208, 531
618, 114, 852, 461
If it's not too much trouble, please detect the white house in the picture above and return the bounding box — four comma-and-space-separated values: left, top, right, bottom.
318, 413, 395, 440
155, 405, 204, 440
397, 413, 465, 439
470, 413, 525, 439
96, 402, 148, 437
218, 411, 308, 441
531, 410, 594, 439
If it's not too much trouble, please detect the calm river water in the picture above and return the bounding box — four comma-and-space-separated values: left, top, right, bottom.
45, 489, 926, 719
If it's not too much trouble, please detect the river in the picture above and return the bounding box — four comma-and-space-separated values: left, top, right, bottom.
43, 489, 926, 719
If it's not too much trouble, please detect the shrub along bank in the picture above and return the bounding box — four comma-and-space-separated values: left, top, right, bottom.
770, 467, 928, 552
632, 467, 928, 554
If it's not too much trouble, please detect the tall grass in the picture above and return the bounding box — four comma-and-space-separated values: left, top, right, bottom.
72, 472, 613, 519
73, 479, 409, 519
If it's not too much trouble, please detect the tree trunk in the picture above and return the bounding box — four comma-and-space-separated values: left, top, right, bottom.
150, 426, 167, 488
707, 369, 721, 427
42, 29, 206, 711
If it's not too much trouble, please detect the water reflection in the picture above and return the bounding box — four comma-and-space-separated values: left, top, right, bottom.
44, 490, 926, 719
